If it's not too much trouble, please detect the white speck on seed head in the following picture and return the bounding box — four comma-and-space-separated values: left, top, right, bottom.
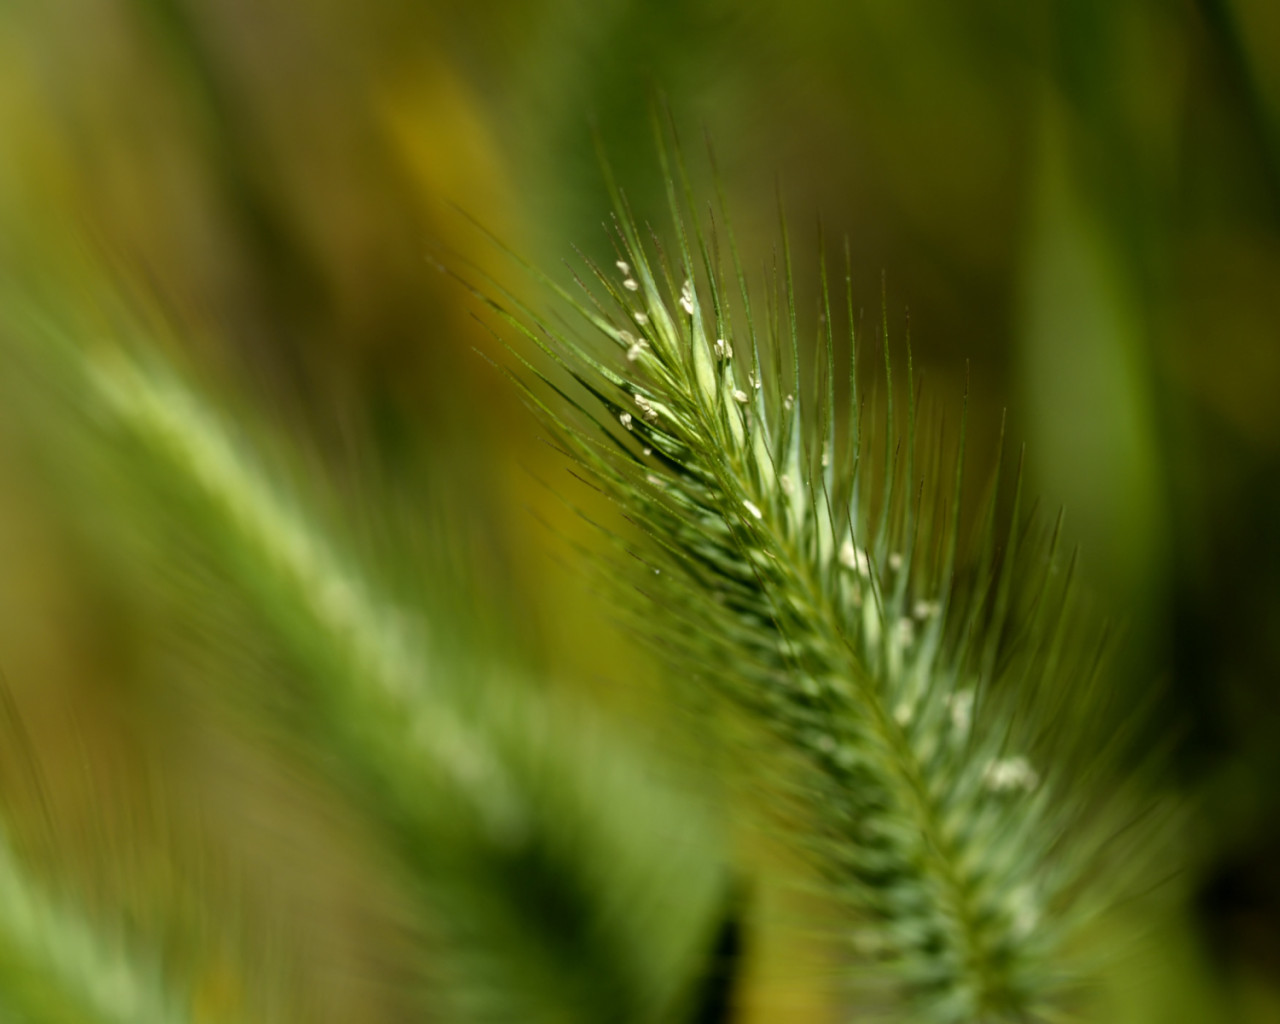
947, 689, 974, 735
679, 279, 695, 314
839, 541, 870, 575
888, 551, 903, 571
633, 311, 649, 325
743, 499, 763, 520
983, 756, 1038, 792
623, 278, 639, 292
913, 599, 939, 620
1010, 885, 1039, 938
714, 338, 731, 359
732, 389, 749, 404
616, 260, 631, 275
619, 412, 633, 430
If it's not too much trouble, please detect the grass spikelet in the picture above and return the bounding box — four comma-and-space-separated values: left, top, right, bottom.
0, 826, 200, 1024
1, 280, 727, 1024
470, 120, 1164, 1022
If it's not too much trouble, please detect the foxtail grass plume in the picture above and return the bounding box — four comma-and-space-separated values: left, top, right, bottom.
467, 119, 1165, 1023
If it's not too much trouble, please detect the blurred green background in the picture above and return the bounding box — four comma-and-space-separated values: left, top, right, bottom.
1, 0, 1279, 1020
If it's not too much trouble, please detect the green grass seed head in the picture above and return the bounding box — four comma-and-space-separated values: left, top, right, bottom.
477, 123, 1168, 1022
